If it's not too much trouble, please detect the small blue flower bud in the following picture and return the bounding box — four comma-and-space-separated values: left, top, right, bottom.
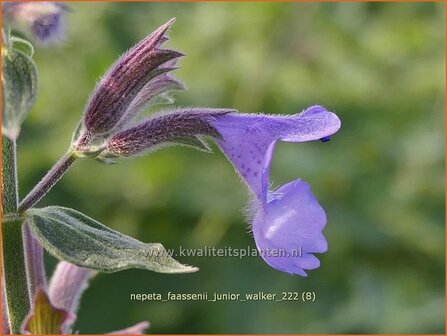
2, 2, 68, 45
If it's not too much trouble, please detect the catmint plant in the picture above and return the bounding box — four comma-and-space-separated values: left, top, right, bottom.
2, 15, 341, 335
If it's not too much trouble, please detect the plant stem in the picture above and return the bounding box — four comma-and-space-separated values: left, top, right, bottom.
2, 219, 29, 334
2, 136, 29, 333
18, 153, 77, 212
2, 136, 18, 213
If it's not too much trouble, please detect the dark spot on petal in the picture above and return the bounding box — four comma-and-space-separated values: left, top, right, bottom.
257, 160, 262, 164
320, 136, 331, 143
254, 172, 258, 177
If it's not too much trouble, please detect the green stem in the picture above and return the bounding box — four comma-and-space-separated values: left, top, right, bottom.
2, 136, 30, 334
2, 219, 29, 334
2, 136, 18, 213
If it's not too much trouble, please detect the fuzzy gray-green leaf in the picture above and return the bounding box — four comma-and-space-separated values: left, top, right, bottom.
11, 37, 34, 57
2, 36, 38, 139
26, 206, 198, 274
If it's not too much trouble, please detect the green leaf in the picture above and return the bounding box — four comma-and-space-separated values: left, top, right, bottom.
2, 33, 38, 139
11, 36, 34, 57
26, 206, 198, 274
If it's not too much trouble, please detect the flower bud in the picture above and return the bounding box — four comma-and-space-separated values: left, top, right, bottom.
114, 66, 186, 131
83, 18, 183, 136
3, 2, 68, 45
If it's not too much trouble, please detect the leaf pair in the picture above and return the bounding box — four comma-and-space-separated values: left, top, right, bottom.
26, 206, 198, 274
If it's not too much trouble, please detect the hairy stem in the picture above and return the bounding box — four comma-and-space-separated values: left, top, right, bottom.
2, 136, 18, 213
2, 136, 29, 333
18, 153, 77, 212
2, 219, 29, 334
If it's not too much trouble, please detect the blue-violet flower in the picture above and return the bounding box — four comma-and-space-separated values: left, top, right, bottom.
75, 19, 341, 276
210, 107, 340, 275
2, 2, 68, 44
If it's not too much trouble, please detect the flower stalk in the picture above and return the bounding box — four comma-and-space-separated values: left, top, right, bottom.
18, 152, 77, 212
2, 135, 30, 334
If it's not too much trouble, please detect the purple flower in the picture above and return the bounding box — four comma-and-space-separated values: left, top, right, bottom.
48, 261, 93, 313
2, 2, 68, 44
209, 106, 341, 276
23, 222, 47, 299
21, 289, 76, 335
80, 18, 184, 138
2, 281, 10, 335
108, 322, 150, 335
21, 261, 150, 334
101, 104, 340, 276
71, 19, 341, 277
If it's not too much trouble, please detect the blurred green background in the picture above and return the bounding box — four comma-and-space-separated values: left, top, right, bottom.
11, 2, 446, 334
